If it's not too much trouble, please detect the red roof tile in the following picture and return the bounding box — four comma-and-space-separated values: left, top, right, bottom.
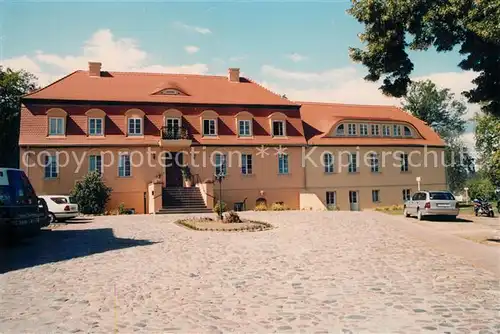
23, 71, 297, 106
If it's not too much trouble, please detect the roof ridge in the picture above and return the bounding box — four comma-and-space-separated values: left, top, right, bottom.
23, 70, 81, 98
102, 70, 227, 79
296, 101, 400, 108
244, 76, 299, 106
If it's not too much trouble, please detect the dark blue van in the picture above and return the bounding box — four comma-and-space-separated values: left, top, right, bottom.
0, 168, 49, 242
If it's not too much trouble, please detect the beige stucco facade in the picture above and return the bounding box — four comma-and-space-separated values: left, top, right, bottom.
20, 144, 446, 213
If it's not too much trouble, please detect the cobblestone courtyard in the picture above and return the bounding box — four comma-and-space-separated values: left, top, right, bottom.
1, 211, 499, 333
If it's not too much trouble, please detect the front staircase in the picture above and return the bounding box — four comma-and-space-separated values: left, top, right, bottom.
158, 187, 212, 214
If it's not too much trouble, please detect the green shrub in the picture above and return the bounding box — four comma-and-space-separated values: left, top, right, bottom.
270, 202, 288, 211
224, 211, 242, 224
213, 201, 227, 214
254, 203, 268, 211
118, 203, 126, 215
327, 204, 339, 211
70, 172, 112, 214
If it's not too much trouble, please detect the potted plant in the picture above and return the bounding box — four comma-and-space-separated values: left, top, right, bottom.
181, 166, 192, 187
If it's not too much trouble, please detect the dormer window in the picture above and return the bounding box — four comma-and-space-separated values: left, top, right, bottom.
238, 120, 252, 137
272, 120, 285, 137
48, 117, 65, 136
403, 126, 412, 137
360, 124, 368, 136
393, 125, 402, 137
347, 123, 357, 136
382, 125, 391, 137
203, 119, 217, 136
89, 118, 104, 136
336, 124, 345, 136
128, 117, 143, 136
158, 89, 181, 95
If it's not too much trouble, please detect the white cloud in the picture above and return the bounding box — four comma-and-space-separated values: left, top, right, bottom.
286, 53, 307, 63
261, 65, 358, 83
184, 45, 200, 54
0, 29, 209, 86
173, 22, 211, 35
229, 55, 247, 62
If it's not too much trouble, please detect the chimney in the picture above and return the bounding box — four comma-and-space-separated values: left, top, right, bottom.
88, 62, 102, 77
228, 68, 240, 82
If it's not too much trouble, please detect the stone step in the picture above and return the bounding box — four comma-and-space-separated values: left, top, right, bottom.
157, 207, 213, 214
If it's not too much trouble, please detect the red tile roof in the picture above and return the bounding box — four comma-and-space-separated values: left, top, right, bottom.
23, 71, 297, 106
299, 102, 445, 147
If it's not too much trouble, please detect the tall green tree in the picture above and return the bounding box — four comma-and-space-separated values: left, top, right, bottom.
474, 113, 500, 187
0, 67, 38, 167
348, 0, 500, 117
402, 80, 474, 193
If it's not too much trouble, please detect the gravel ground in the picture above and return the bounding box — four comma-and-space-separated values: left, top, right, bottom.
1, 211, 499, 333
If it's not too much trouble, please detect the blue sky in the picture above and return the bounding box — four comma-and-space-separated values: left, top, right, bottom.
1, 1, 476, 147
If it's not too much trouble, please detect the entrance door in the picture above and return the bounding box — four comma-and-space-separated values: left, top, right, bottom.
349, 190, 359, 211
165, 152, 183, 187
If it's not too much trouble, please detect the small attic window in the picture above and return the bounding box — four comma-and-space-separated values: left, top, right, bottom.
156, 89, 182, 96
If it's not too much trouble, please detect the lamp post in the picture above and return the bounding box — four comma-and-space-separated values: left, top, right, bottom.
215, 172, 225, 220
464, 187, 469, 204
416, 176, 421, 191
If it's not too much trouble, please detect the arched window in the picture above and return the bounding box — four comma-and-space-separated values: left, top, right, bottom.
46, 108, 67, 136
336, 124, 345, 136
403, 126, 412, 137
124, 109, 145, 137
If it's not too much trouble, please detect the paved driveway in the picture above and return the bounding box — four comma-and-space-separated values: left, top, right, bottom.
1, 211, 499, 333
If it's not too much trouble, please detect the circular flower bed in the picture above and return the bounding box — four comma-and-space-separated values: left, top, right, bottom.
175, 213, 272, 232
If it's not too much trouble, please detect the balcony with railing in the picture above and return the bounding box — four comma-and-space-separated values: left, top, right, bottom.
158, 126, 192, 148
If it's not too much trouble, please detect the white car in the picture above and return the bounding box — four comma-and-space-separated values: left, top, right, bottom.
39, 195, 79, 223
403, 190, 459, 220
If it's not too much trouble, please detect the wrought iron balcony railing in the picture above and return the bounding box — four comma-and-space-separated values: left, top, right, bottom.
160, 126, 190, 140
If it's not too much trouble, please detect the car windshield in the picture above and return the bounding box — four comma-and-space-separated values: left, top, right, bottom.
0, 170, 37, 206
429, 192, 455, 200
51, 197, 68, 204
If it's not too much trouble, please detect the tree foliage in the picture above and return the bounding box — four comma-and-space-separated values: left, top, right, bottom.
70, 172, 112, 214
466, 176, 496, 201
401, 80, 473, 193
402, 80, 466, 139
348, 0, 500, 117
474, 113, 500, 187
0, 67, 38, 167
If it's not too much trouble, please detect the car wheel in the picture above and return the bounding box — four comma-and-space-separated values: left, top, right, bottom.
403, 208, 410, 218
417, 209, 423, 221
48, 212, 56, 225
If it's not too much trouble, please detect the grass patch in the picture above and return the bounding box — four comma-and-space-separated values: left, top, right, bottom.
175, 217, 273, 232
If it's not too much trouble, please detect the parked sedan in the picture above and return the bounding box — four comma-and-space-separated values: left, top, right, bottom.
39, 195, 79, 223
403, 191, 459, 220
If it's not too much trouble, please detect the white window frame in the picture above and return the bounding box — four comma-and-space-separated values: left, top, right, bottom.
48, 117, 65, 136
241, 154, 253, 175
347, 123, 357, 136
370, 153, 379, 173
272, 120, 286, 137
400, 153, 409, 172
402, 189, 411, 201
403, 126, 412, 137
89, 154, 103, 174
118, 154, 131, 177
371, 124, 380, 136
323, 152, 334, 173
336, 124, 345, 136
360, 124, 368, 136
348, 152, 358, 173
372, 189, 380, 203
44, 155, 58, 179
278, 153, 289, 174
382, 125, 391, 137
203, 119, 217, 136
215, 153, 227, 176
326, 191, 336, 206
88, 118, 104, 136
238, 120, 252, 137
128, 117, 143, 136
393, 125, 402, 137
